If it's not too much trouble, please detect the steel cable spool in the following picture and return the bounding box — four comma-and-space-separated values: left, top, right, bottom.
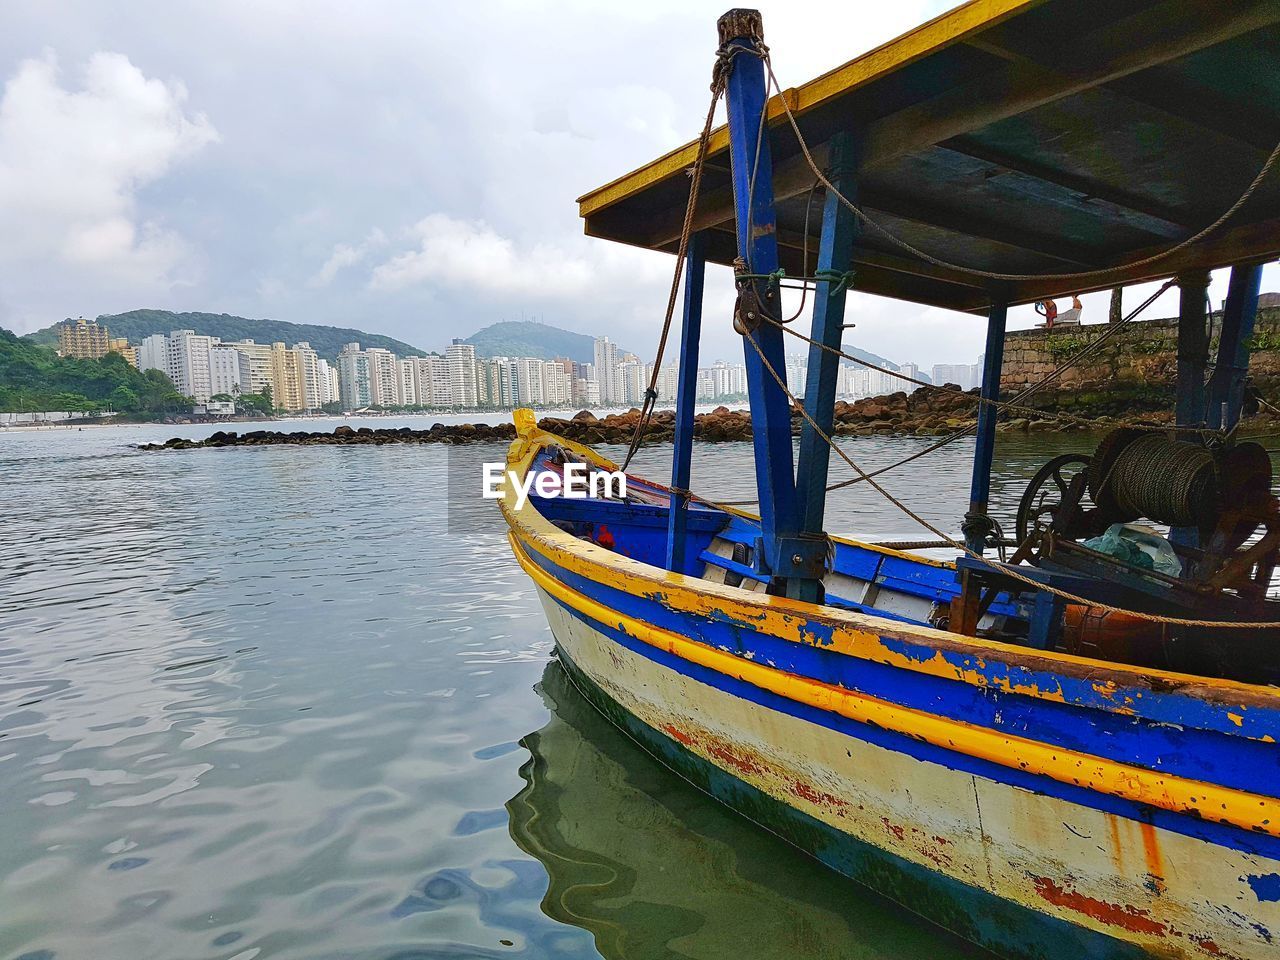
1089, 430, 1218, 528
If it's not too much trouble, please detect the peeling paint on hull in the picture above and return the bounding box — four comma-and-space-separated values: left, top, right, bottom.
535, 592, 1280, 960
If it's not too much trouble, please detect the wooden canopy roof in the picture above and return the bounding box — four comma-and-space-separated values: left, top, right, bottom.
577, 0, 1280, 313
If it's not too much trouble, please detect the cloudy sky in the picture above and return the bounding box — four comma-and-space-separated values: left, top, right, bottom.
1, 1, 1275, 369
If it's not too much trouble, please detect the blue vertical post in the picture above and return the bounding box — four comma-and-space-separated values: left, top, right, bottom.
666, 232, 707, 575
1171, 271, 1210, 549
797, 132, 860, 541
964, 298, 1008, 555
719, 8, 822, 597
1174, 271, 1210, 431
1207, 262, 1263, 431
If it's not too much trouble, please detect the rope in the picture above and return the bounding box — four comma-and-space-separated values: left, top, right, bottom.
1104, 434, 1216, 525
739, 325, 1280, 628
738, 267, 858, 295
763, 279, 1195, 436
754, 49, 1280, 284
714, 278, 1189, 507
636, 34, 1280, 626
620, 54, 728, 471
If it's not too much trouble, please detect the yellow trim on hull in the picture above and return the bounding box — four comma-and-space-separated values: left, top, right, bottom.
500, 420, 1280, 721
512, 533, 1280, 839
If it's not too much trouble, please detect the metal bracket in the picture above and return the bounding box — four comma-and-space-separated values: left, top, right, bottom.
754, 533, 830, 580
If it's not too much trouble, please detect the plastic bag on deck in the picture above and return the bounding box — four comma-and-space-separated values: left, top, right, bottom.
1081, 523, 1181, 577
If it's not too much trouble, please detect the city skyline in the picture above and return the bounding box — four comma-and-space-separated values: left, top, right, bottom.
55, 314, 951, 412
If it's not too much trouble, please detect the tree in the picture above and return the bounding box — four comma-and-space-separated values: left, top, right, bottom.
237, 391, 274, 415
50, 391, 94, 412
109, 385, 139, 411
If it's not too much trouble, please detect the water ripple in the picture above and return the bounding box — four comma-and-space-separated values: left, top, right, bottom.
1, 418, 1081, 959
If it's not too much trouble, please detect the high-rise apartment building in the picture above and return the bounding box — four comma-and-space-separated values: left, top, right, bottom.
365, 347, 397, 407
138, 334, 168, 374
542, 363, 571, 405
337, 343, 372, 409
320, 360, 339, 406
931, 363, 977, 390
476, 359, 502, 407
293, 342, 328, 410
209, 345, 250, 397
227, 340, 275, 396
593, 337, 620, 404
164, 330, 217, 402
268, 342, 306, 411
395, 357, 419, 406
784, 355, 808, 398
107, 337, 138, 367
413, 356, 452, 405
137, 329, 214, 401
58, 317, 110, 359
655, 365, 680, 402
515, 357, 545, 405
445, 339, 478, 407
616, 360, 646, 405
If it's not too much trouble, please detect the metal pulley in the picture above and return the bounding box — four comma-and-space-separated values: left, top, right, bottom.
732, 284, 766, 335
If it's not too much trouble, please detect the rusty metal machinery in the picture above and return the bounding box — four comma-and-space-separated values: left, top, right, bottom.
1015, 428, 1280, 602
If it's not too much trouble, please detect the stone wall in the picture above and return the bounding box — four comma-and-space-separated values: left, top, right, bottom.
999, 306, 1280, 400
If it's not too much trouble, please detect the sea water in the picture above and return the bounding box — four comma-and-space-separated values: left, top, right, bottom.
0, 418, 1096, 960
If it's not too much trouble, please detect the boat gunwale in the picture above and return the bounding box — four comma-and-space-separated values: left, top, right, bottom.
500, 420, 1280, 719
511, 529, 1280, 838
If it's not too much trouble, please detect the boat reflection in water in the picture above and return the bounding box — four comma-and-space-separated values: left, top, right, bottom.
507, 661, 986, 960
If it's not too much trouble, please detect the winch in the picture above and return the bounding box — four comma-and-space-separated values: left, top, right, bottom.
1014, 428, 1280, 601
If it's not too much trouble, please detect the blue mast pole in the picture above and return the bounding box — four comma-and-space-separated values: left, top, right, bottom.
1207, 262, 1263, 432
666, 231, 707, 575
1171, 270, 1210, 549
796, 132, 860, 598
963, 298, 1008, 555
1174, 271, 1211, 432
719, 8, 822, 598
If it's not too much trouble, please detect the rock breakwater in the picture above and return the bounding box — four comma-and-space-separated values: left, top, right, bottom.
139, 385, 1110, 452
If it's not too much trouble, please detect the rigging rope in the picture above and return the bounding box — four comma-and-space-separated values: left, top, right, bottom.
711, 277, 1183, 507
738, 325, 1280, 628
617, 34, 1280, 628
619, 55, 728, 471
764, 278, 1189, 434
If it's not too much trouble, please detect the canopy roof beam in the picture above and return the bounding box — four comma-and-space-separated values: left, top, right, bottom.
938, 139, 1192, 237
860, 0, 1280, 173
860, 191, 1108, 268
579, 0, 1280, 314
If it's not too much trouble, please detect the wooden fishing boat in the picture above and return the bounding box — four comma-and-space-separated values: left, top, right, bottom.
502, 2, 1280, 957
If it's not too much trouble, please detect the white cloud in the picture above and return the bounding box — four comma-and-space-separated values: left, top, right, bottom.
369, 214, 597, 298
0, 50, 217, 285
309, 228, 387, 288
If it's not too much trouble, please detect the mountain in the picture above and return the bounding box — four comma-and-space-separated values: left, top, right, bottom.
463, 319, 901, 371
22, 310, 431, 362
841, 347, 899, 371
464, 321, 607, 364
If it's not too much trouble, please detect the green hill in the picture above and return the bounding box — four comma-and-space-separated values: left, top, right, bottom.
464, 321, 607, 363
23, 309, 431, 362
0, 327, 187, 414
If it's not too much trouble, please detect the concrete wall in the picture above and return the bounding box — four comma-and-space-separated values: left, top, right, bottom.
999, 306, 1280, 396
